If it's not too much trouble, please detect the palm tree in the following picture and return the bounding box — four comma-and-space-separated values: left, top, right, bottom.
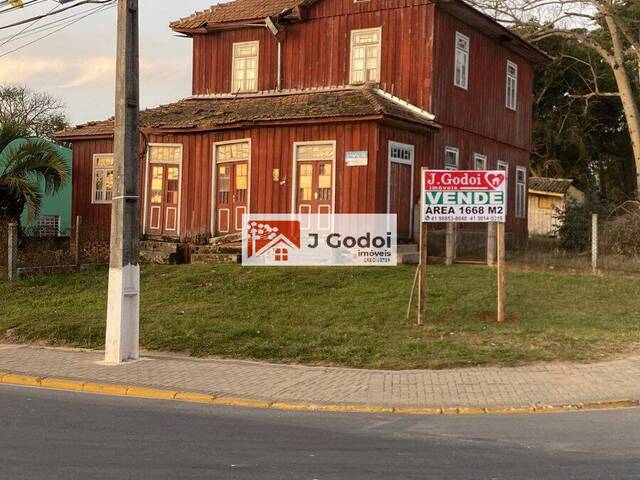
0, 122, 69, 224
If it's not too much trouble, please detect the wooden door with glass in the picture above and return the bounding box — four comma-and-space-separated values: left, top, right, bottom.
295, 143, 334, 221
145, 145, 182, 237
215, 141, 250, 235
146, 164, 180, 237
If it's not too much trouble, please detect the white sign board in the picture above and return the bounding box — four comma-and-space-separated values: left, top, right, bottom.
345, 151, 368, 167
421, 169, 507, 223
242, 214, 396, 266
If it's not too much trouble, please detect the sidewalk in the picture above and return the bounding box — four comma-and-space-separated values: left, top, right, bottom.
1, 344, 639, 413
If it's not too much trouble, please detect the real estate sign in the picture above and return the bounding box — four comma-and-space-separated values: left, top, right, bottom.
421, 169, 507, 223
242, 214, 397, 266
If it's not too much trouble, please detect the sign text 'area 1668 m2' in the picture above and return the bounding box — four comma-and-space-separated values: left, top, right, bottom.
421, 169, 507, 223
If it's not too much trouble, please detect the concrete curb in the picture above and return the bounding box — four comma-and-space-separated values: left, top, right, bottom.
2, 372, 639, 415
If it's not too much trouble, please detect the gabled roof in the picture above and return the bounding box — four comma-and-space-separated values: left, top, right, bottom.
170, 0, 550, 64
529, 177, 575, 195
55, 87, 439, 140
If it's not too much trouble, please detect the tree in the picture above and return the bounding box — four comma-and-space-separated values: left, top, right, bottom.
465, 0, 640, 198
530, 34, 636, 201
0, 122, 69, 224
0, 85, 69, 141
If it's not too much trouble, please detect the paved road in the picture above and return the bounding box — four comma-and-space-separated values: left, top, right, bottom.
1, 385, 639, 480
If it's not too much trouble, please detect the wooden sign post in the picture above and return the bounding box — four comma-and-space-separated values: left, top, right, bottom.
417, 221, 428, 326
496, 222, 506, 323
419, 168, 509, 325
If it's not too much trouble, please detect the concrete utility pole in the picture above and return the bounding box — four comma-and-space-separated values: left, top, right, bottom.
104, 0, 140, 364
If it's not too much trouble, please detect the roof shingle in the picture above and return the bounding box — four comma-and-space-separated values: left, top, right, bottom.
170, 0, 302, 31
529, 177, 574, 195
55, 88, 438, 140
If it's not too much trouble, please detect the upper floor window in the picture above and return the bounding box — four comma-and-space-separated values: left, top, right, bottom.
232, 41, 259, 93
454, 32, 469, 90
516, 166, 527, 218
92, 154, 114, 204
350, 28, 381, 85
444, 147, 459, 170
506, 60, 518, 110
473, 153, 487, 170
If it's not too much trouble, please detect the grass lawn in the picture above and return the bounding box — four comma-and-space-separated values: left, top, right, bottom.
1, 264, 639, 370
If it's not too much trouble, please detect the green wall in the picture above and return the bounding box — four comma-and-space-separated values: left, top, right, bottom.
1, 138, 72, 235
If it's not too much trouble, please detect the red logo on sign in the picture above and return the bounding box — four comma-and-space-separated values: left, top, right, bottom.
424, 171, 505, 191
247, 220, 301, 261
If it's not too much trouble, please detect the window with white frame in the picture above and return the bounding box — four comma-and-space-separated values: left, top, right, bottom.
444, 147, 459, 170
516, 167, 527, 218
92, 154, 114, 204
473, 153, 487, 170
37, 215, 60, 237
350, 28, 381, 84
454, 32, 469, 89
506, 60, 518, 110
232, 41, 259, 93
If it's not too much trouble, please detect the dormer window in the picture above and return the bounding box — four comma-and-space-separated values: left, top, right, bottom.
350, 27, 381, 85
232, 41, 259, 93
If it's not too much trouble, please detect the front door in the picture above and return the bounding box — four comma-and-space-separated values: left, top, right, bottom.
146, 164, 180, 237
216, 161, 248, 235
297, 161, 333, 216
389, 162, 412, 239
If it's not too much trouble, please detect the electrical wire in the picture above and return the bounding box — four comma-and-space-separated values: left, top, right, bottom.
0, 0, 59, 49
0, 0, 114, 30
0, 1, 114, 58
0, 2, 108, 43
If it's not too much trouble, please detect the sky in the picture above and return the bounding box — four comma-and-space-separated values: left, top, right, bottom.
0, 0, 220, 125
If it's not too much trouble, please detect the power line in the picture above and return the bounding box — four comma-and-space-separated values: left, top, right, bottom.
0, 0, 114, 30
0, 1, 114, 58
0, 1, 107, 43
0, 0, 59, 49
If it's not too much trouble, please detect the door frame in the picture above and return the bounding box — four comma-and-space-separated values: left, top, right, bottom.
211, 138, 252, 236
142, 143, 184, 237
386, 141, 415, 239
291, 140, 337, 215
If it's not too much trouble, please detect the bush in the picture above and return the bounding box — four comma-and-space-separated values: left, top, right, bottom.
555, 197, 606, 252
602, 202, 640, 257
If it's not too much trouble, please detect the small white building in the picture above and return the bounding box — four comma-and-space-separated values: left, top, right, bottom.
528, 177, 585, 237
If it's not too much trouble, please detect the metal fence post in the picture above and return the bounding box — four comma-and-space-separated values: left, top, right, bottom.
8, 223, 18, 281
592, 213, 598, 275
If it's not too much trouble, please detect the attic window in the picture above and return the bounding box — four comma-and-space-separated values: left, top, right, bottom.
232, 41, 259, 93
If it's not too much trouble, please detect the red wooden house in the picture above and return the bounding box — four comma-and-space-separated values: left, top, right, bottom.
56, 0, 548, 245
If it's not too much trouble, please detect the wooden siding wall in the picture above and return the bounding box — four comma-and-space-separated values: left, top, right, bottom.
191, 1, 436, 109
71, 139, 115, 226
71, 121, 394, 240
431, 10, 534, 152
377, 125, 430, 213
192, 28, 279, 95
430, 125, 529, 240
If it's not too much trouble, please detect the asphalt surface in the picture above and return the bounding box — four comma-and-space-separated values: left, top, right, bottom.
1, 384, 639, 480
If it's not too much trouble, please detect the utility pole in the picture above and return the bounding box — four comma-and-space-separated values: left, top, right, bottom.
104, 0, 140, 364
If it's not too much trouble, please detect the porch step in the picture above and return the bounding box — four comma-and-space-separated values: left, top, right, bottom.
140, 240, 186, 265
191, 243, 242, 255
397, 244, 418, 254
209, 233, 242, 246
191, 253, 241, 264
398, 252, 420, 265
